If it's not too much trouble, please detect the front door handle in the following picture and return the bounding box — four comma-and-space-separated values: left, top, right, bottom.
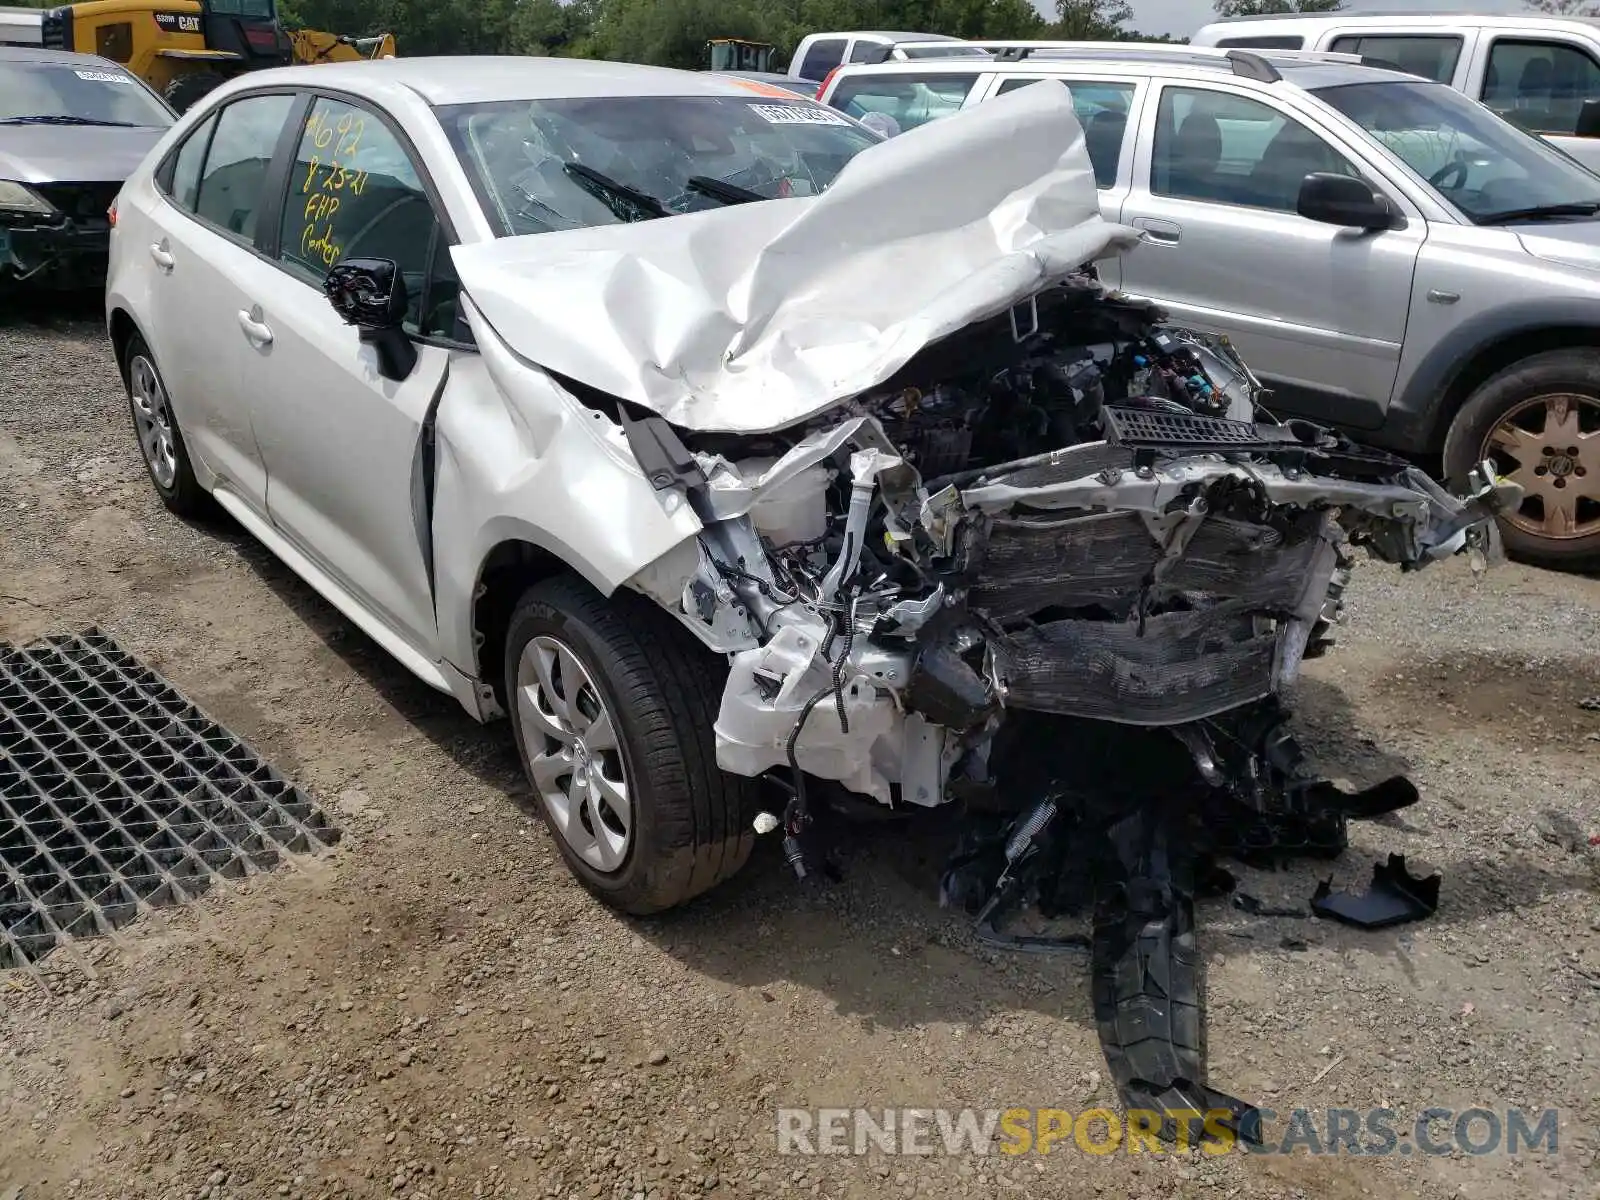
237, 306, 274, 347
1132, 217, 1182, 245
148, 241, 174, 270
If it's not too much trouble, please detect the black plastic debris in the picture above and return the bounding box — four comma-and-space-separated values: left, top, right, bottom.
1310, 854, 1440, 930
942, 702, 1444, 1145
1233, 892, 1307, 918
1310, 775, 1419, 820
1091, 804, 1262, 1147
0, 629, 340, 969
1578, 695, 1600, 712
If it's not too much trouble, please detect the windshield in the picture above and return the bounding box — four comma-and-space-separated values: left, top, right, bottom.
438, 95, 880, 238
1313, 79, 1600, 223
0, 61, 174, 127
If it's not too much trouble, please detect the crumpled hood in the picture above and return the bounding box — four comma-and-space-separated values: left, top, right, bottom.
453, 80, 1136, 434
0, 125, 166, 184
1515, 222, 1600, 273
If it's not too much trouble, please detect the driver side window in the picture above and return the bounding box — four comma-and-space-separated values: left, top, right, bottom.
277, 96, 460, 339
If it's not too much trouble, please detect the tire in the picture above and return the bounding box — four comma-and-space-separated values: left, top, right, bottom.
1443, 349, 1600, 570
504, 575, 756, 915
163, 69, 226, 113
123, 333, 210, 518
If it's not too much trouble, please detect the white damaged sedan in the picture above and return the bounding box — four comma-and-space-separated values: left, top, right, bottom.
107, 58, 1513, 915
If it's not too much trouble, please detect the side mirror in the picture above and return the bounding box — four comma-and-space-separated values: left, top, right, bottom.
324, 257, 417, 382
1576, 98, 1600, 138
1296, 172, 1399, 231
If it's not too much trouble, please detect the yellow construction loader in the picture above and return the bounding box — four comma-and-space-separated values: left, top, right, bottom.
1, 0, 394, 111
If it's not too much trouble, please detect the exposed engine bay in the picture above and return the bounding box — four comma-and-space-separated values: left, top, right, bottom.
613, 272, 1513, 1141
623, 273, 1508, 819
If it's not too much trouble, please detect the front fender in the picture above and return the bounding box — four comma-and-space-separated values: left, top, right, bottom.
432, 300, 702, 677
1387, 298, 1600, 453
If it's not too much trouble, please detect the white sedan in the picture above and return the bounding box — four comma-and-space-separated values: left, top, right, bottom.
107, 59, 1505, 915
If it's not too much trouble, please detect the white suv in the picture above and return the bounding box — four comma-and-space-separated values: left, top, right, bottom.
821, 43, 1600, 567
1191, 12, 1600, 172
786, 30, 984, 84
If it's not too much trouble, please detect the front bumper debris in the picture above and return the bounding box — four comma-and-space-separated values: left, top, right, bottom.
2, 181, 121, 289
610, 275, 1512, 1142
1, 217, 110, 288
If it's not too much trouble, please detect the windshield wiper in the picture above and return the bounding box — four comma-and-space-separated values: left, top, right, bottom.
562, 162, 667, 221
1474, 201, 1600, 224
685, 175, 767, 206
0, 114, 139, 126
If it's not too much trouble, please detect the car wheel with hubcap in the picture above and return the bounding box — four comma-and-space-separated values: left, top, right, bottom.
504, 575, 756, 915
1444, 349, 1600, 570
519, 632, 633, 874
124, 333, 210, 517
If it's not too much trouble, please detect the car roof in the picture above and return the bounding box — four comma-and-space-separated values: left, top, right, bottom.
824, 46, 1416, 91
0, 45, 125, 67
1203, 9, 1600, 28
815, 31, 962, 42
237, 55, 793, 106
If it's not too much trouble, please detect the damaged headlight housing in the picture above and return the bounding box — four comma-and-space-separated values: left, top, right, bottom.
0, 180, 57, 217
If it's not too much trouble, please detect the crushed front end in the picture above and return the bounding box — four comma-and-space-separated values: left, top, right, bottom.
620, 274, 1513, 1140
629, 275, 1509, 822
1, 181, 119, 289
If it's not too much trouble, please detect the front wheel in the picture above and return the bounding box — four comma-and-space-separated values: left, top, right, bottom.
1443, 349, 1600, 570
504, 575, 756, 915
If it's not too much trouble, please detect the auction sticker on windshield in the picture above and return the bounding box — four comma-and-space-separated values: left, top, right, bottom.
749, 103, 851, 127
73, 69, 133, 83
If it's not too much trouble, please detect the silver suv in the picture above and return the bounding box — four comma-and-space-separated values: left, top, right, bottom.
821, 43, 1600, 567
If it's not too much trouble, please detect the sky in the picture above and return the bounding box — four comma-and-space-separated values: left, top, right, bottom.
1028, 0, 1533, 38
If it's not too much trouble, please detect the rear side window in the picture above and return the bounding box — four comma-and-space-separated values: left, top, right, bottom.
799, 38, 847, 81
194, 93, 295, 242
995, 78, 1134, 187
165, 113, 215, 211
1482, 38, 1600, 136
1215, 35, 1304, 50
848, 40, 885, 64
829, 73, 977, 135
1328, 34, 1463, 83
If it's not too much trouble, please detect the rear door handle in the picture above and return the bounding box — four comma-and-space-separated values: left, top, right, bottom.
1132, 217, 1182, 245
148, 241, 174, 270
237, 306, 274, 347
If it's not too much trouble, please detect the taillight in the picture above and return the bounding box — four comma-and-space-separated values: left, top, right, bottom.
107, 197, 117, 228
817, 66, 841, 101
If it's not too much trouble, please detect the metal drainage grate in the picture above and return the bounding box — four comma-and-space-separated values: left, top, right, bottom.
0, 629, 340, 970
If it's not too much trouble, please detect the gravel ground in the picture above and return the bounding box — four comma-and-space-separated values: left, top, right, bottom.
1, 313, 1598, 1200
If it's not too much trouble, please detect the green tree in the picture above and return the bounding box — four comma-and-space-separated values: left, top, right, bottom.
1524, 0, 1600, 14
1212, 0, 1343, 15
279, 0, 398, 39
587, 0, 784, 70
1051, 0, 1132, 39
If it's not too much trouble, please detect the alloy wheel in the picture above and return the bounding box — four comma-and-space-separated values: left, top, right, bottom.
129, 355, 178, 490
515, 634, 632, 873
1481, 392, 1600, 540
